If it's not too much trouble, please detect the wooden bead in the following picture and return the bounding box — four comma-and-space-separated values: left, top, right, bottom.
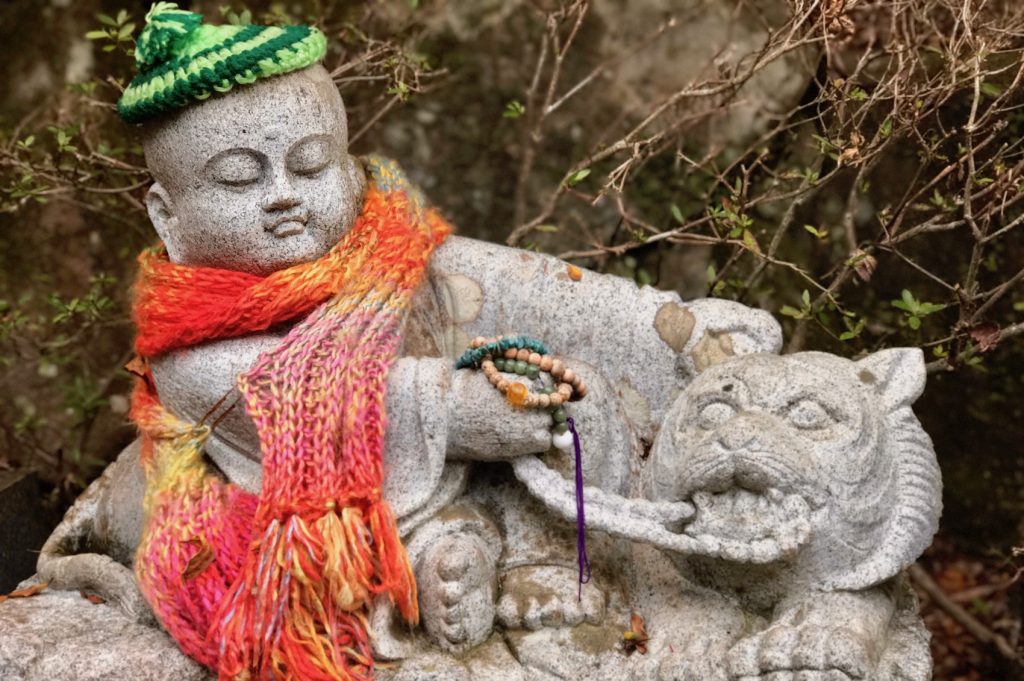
550, 359, 565, 379
575, 383, 587, 398
538, 394, 551, 408
562, 368, 575, 385
549, 393, 564, 406
528, 352, 542, 366
504, 348, 518, 359
471, 336, 487, 348
497, 379, 510, 391
539, 356, 554, 371
557, 383, 573, 399
516, 348, 530, 361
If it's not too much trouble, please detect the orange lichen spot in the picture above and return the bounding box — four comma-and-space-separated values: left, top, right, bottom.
506, 382, 529, 407
567, 264, 583, 281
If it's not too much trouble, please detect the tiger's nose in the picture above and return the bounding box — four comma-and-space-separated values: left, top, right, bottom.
716, 421, 760, 452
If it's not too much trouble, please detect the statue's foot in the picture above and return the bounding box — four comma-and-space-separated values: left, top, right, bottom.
727, 623, 871, 680
419, 532, 497, 654
496, 565, 604, 630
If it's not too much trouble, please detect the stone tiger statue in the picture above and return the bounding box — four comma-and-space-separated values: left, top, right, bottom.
638, 348, 942, 681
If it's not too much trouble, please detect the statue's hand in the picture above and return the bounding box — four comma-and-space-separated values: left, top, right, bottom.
445, 369, 554, 461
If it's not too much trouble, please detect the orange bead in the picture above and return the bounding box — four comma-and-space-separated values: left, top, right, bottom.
507, 382, 529, 407
516, 348, 530, 361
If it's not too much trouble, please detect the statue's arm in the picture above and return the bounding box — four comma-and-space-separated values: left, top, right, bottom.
428, 236, 782, 433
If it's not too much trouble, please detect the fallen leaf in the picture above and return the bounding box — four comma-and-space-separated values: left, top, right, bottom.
1, 582, 49, 602
80, 591, 106, 605
567, 264, 583, 282
622, 611, 649, 655
182, 537, 215, 581
124, 355, 148, 378
968, 322, 1000, 353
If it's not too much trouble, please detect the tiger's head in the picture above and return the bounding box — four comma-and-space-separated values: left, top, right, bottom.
645, 348, 942, 590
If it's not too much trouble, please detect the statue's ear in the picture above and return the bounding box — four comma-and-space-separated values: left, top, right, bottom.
854, 348, 926, 411
823, 347, 940, 592
145, 182, 181, 258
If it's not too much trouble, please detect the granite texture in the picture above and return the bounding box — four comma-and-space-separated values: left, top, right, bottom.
0, 60, 942, 681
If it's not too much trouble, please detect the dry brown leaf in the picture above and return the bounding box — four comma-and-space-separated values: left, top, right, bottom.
968, 322, 1000, 353
1, 582, 49, 602
124, 355, 148, 378
623, 611, 649, 655
182, 537, 215, 581
80, 591, 106, 605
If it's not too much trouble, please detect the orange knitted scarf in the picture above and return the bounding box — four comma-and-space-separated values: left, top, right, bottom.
130, 157, 450, 680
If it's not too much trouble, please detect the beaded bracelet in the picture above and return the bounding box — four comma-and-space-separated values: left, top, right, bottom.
458, 334, 588, 451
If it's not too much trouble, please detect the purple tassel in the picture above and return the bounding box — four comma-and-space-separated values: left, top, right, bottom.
567, 417, 591, 600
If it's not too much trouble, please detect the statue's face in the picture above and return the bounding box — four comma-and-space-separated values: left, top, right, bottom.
142, 64, 365, 275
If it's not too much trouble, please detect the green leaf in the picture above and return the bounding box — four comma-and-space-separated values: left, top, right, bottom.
534, 224, 560, 233
565, 168, 591, 187
742, 229, 761, 254
779, 305, 805, 319
849, 86, 868, 101
85, 30, 109, 40
801, 289, 811, 308
879, 118, 893, 137
980, 82, 1003, 98
908, 315, 921, 330
670, 203, 684, 224
502, 100, 525, 119
117, 23, 135, 41
97, 13, 117, 26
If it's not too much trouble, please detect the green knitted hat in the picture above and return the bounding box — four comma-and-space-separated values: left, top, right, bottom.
117, 2, 327, 123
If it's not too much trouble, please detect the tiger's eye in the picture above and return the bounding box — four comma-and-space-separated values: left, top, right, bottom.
787, 399, 832, 429
698, 401, 736, 430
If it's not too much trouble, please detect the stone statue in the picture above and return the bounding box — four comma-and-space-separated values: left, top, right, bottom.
0, 7, 942, 681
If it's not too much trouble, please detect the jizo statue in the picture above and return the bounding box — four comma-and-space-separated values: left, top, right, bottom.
7, 6, 941, 681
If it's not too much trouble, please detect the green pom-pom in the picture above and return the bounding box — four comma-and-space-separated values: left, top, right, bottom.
135, 2, 203, 68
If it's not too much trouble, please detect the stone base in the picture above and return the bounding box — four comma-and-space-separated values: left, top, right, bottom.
0, 588, 209, 681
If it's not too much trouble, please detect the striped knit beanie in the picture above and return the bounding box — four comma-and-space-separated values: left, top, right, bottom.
118, 2, 326, 123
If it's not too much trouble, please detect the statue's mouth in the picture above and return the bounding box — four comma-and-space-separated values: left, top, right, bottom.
267, 214, 308, 238
681, 486, 814, 563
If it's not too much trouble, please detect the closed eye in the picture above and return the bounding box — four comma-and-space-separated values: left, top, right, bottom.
205, 149, 262, 188
287, 135, 333, 176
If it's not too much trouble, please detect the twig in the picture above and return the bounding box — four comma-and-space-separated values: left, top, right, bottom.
909, 563, 1021, 663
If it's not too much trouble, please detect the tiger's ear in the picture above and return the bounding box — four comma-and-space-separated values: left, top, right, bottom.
854, 348, 926, 411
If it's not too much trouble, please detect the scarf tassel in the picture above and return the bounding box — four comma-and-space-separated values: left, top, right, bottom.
215, 501, 417, 680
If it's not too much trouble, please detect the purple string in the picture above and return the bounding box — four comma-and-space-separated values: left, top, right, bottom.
567, 417, 591, 600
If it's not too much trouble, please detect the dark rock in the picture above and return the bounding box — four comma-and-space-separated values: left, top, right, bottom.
0, 470, 60, 593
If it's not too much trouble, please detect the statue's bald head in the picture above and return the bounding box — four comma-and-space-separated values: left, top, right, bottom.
142, 64, 365, 276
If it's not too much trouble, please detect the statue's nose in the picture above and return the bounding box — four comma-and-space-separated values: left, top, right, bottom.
261, 172, 301, 212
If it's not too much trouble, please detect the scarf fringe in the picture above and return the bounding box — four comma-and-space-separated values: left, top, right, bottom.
215, 501, 417, 681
